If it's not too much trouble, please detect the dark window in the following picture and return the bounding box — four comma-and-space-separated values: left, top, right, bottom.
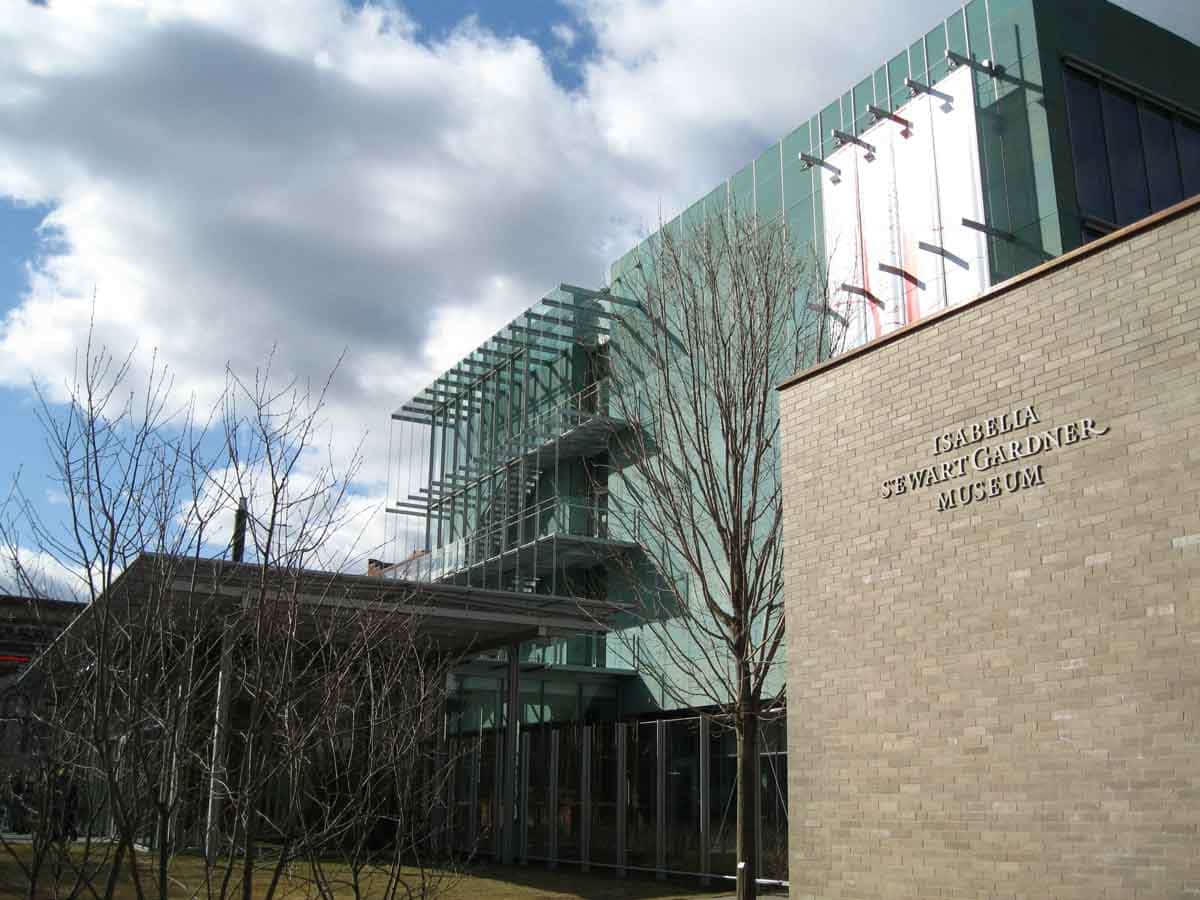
1101, 85, 1151, 224
1063, 67, 1115, 224
1141, 103, 1184, 210
1178, 118, 1200, 198
1064, 64, 1200, 242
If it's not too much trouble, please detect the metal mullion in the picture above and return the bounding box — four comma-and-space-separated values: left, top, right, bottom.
655, 720, 665, 879
485, 370, 496, 590
464, 384, 475, 585
542, 298, 626, 321
519, 731, 530, 863
519, 343, 531, 588
424, 405, 437, 552
504, 354, 516, 577
531, 356, 540, 587
581, 724, 592, 872
436, 386, 450, 549
615, 723, 627, 877
699, 717, 710, 883
549, 730, 559, 868
453, 396, 464, 547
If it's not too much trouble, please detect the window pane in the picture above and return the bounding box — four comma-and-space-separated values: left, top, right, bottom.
926, 23, 949, 83
1101, 85, 1150, 225
909, 39, 927, 84
946, 9, 968, 60
1140, 103, 1184, 211
1063, 68, 1114, 224
1178, 118, 1200, 198
730, 163, 754, 215
873, 66, 889, 112
887, 51, 909, 110
852, 77, 874, 134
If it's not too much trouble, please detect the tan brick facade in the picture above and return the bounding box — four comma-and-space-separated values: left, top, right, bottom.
779, 198, 1200, 899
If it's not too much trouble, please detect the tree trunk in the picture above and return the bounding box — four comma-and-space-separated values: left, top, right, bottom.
736, 706, 759, 900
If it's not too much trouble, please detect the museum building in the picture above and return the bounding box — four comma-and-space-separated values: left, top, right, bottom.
778, 192, 1200, 899
384, 0, 1200, 886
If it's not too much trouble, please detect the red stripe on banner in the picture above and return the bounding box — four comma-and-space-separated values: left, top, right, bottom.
904, 237, 921, 325
0, 655, 32, 663
853, 157, 882, 340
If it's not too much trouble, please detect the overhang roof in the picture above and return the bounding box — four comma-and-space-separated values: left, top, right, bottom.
108, 553, 618, 657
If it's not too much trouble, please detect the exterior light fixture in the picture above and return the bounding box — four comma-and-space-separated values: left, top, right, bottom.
840, 283, 885, 308
946, 48, 1006, 76
961, 217, 1015, 242
867, 104, 913, 135
799, 152, 841, 183
832, 129, 876, 160
905, 77, 954, 105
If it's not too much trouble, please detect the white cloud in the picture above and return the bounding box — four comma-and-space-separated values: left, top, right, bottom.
551, 22, 577, 49
1, 0, 1195, 569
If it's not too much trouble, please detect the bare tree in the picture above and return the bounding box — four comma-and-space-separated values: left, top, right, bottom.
604, 209, 847, 899
0, 332, 461, 900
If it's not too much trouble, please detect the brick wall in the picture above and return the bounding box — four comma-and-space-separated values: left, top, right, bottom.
779, 199, 1200, 899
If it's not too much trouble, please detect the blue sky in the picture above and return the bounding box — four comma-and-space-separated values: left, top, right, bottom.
1, 0, 1197, 581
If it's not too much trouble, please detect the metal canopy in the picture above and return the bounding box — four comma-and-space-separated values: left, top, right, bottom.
114, 553, 617, 657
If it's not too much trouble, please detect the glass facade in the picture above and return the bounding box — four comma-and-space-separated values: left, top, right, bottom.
387, 1, 1200, 887
442, 714, 788, 882
1063, 63, 1200, 240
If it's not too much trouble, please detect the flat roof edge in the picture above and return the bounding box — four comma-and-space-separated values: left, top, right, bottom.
777, 194, 1200, 394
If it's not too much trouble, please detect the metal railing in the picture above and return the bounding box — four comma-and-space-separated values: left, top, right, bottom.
390, 496, 638, 588
435, 379, 618, 506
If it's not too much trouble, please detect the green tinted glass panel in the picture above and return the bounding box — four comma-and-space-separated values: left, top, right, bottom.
755, 142, 781, 179
946, 9, 968, 58
965, 0, 989, 60
781, 125, 812, 209
887, 50, 910, 109
681, 198, 704, 235
987, 0, 1036, 70
909, 40, 927, 83
781, 121, 810, 161
755, 144, 783, 220
786, 201, 815, 253
852, 77, 874, 134
664, 215, 681, 244
819, 101, 840, 156
812, 180, 824, 258
873, 66, 889, 112
730, 163, 754, 214
840, 91, 853, 132
703, 183, 727, 221
756, 175, 783, 222
926, 23, 948, 83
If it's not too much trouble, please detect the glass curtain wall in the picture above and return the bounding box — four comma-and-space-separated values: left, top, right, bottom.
445, 714, 789, 883
1063, 63, 1200, 241
387, 287, 629, 603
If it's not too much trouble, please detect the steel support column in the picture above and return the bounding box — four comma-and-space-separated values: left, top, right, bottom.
581, 724, 592, 872
655, 719, 666, 879
699, 716, 711, 884
754, 737, 764, 880
493, 727, 505, 859
548, 730, 560, 868
501, 645, 520, 863
204, 629, 234, 863
519, 731, 531, 863
615, 722, 627, 877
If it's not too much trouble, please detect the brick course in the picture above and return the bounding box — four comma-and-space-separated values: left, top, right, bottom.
779, 199, 1200, 899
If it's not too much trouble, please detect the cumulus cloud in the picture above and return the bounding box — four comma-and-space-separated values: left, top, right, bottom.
1, 0, 1193, 568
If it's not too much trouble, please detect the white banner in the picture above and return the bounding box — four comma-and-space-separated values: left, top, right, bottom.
821, 65, 989, 349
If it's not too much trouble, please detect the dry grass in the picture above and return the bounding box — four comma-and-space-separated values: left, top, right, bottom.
0, 844, 734, 900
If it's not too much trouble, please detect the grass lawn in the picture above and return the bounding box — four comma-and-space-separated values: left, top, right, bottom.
0, 844, 738, 899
